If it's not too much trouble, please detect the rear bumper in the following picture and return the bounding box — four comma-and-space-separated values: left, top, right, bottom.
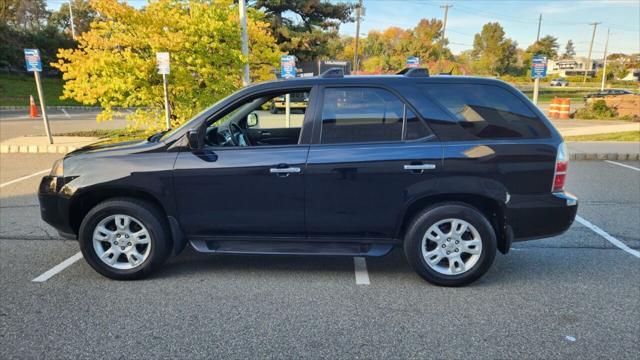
38, 176, 75, 238
506, 191, 578, 241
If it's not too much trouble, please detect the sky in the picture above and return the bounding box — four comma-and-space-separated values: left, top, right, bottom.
338, 0, 640, 56
47, 0, 640, 57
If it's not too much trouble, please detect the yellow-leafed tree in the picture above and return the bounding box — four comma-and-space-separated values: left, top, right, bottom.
53, 0, 280, 132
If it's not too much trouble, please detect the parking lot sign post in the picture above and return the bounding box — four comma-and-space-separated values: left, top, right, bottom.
530, 55, 547, 105
281, 55, 296, 128
156, 52, 171, 130
406, 56, 420, 68
24, 49, 53, 144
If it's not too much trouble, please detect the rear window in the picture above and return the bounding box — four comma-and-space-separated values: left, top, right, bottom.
420, 84, 550, 139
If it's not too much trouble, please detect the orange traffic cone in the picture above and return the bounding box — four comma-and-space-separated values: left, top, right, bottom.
29, 95, 38, 118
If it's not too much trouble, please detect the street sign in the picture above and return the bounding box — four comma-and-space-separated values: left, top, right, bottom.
280, 55, 297, 78
406, 56, 420, 68
24, 49, 42, 72
156, 52, 170, 75
531, 55, 547, 79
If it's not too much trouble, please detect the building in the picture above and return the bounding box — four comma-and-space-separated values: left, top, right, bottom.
547, 57, 603, 77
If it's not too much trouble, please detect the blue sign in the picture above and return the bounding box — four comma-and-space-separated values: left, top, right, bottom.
406, 56, 420, 68
24, 49, 42, 72
531, 55, 547, 79
280, 55, 296, 78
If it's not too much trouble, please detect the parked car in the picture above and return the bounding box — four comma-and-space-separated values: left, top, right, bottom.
584, 89, 635, 100
550, 78, 569, 87
39, 68, 578, 286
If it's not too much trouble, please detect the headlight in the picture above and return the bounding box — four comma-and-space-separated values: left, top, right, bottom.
50, 159, 64, 176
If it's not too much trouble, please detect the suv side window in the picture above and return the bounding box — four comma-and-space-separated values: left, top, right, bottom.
320, 87, 430, 144
420, 84, 550, 139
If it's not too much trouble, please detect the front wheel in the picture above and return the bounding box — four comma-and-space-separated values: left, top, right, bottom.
78, 198, 171, 280
404, 203, 497, 286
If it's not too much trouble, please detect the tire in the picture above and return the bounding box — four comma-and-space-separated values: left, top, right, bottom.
78, 197, 172, 280
403, 203, 497, 287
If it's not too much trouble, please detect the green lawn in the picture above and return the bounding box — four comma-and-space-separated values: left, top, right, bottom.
565, 131, 640, 142
0, 73, 81, 106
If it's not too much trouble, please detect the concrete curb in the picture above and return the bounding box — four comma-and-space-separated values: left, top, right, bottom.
569, 153, 639, 161
0, 144, 83, 154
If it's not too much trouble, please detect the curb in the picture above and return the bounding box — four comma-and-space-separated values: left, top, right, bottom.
0, 144, 82, 154
569, 153, 639, 161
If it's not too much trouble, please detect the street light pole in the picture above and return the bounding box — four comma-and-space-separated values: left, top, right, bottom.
238, 0, 250, 86
583, 22, 601, 83
353, 0, 363, 74
68, 0, 76, 40
600, 28, 610, 91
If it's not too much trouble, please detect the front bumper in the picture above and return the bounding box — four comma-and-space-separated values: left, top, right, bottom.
506, 191, 578, 241
38, 176, 75, 239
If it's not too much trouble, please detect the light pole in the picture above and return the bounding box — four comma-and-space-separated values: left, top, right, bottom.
68, 0, 76, 40
239, 0, 250, 86
600, 28, 610, 91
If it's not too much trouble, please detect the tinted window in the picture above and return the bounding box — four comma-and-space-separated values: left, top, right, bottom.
420, 84, 550, 139
320, 88, 404, 144
405, 109, 431, 140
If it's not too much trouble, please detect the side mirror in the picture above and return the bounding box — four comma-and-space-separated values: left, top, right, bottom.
247, 112, 259, 127
186, 129, 201, 150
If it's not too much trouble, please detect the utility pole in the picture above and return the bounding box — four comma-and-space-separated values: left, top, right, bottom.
353, 0, 363, 74
68, 0, 76, 40
439, 4, 452, 71
238, 0, 250, 86
600, 28, 610, 91
583, 22, 601, 83
536, 14, 542, 42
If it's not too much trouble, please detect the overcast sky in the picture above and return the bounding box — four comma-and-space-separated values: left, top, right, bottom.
46, 0, 639, 57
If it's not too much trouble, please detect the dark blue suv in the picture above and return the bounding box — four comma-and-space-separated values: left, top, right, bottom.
38, 68, 578, 286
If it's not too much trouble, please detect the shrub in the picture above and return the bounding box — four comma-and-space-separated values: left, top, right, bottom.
573, 99, 617, 119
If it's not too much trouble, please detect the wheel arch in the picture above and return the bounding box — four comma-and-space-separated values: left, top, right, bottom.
396, 193, 510, 254
69, 186, 168, 236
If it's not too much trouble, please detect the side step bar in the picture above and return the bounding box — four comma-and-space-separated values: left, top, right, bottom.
189, 239, 395, 257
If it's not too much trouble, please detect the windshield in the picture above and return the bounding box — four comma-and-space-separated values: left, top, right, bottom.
159, 96, 229, 142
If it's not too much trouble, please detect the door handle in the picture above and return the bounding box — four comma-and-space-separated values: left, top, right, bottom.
270, 167, 301, 174
403, 164, 436, 171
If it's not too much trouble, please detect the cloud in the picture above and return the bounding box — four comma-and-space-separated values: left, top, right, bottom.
536, 0, 639, 14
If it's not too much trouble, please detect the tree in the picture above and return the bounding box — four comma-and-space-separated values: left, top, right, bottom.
53, 0, 279, 132
254, 0, 353, 61
526, 35, 559, 59
562, 39, 575, 59
1, 0, 49, 30
48, 0, 97, 37
471, 22, 518, 76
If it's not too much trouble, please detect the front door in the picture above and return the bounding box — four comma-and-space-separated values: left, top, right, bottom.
173, 89, 314, 238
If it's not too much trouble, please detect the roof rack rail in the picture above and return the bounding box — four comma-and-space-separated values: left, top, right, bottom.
319, 67, 344, 79
397, 67, 430, 77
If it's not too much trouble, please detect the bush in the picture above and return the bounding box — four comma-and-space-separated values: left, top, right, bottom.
573, 100, 617, 119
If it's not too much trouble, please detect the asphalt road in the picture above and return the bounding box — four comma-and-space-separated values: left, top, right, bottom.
0, 109, 128, 141
0, 155, 639, 359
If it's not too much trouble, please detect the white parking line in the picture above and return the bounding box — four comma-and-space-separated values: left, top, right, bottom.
576, 215, 640, 258
61, 108, 71, 118
32, 252, 84, 282
353, 257, 370, 285
604, 160, 640, 172
0, 169, 50, 188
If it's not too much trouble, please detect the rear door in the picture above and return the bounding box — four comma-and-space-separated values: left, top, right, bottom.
304, 86, 442, 239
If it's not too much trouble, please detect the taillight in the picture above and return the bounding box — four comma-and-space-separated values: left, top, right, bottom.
552, 142, 568, 192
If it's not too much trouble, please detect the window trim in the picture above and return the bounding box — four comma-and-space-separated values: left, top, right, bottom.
312, 84, 435, 146
198, 85, 318, 151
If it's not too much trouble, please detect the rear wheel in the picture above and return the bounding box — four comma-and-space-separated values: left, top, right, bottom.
78, 198, 171, 280
404, 203, 497, 286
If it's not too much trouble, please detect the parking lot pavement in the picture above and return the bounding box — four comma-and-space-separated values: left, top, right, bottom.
0, 157, 639, 358
0, 109, 127, 141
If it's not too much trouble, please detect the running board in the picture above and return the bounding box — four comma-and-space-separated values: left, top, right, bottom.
189, 239, 394, 257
